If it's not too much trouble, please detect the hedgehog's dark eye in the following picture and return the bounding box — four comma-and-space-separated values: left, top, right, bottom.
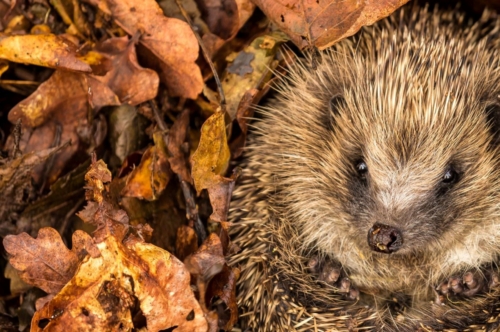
442, 167, 458, 184
356, 160, 368, 178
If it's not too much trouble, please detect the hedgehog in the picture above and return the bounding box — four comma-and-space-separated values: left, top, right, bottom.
229, 4, 500, 331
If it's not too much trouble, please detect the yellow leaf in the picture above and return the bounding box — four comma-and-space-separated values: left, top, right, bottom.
0, 34, 91, 72
191, 111, 230, 195
121, 132, 171, 200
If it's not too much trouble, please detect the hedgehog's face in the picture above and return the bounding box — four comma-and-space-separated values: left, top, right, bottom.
323, 93, 500, 260
345, 138, 466, 256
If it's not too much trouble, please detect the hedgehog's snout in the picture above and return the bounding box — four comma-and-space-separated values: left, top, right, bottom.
367, 223, 403, 254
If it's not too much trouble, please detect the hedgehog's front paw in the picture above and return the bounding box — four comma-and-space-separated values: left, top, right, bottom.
435, 270, 499, 303
307, 256, 359, 300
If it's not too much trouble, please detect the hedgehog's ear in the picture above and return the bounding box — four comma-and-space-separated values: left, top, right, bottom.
486, 102, 500, 145
328, 94, 345, 116
324, 94, 346, 131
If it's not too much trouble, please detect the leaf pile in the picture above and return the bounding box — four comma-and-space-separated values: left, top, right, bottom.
0, 0, 410, 330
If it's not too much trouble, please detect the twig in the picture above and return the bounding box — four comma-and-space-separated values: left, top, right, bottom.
58, 197, 85, 236
0, 80, 40, 85
11, 119, 22, 159
149, 100, 207, 244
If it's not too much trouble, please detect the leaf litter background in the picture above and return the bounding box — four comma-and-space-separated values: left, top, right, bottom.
0, 0, 498, 331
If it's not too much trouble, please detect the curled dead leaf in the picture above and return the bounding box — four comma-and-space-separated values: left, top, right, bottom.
253, 0, 409, 49
94, 36, 159, 105
121, 132, 171, 201
206, 265, 240, 331
222, 32, 285, 120
190, 111, 230, 195
185, 233, 239, 330
87, 0, 203, 99
0, 34, 91, 72
167, 108, 192, 184
7, 70, 118, 186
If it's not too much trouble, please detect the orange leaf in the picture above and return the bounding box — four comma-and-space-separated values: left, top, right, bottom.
190, 111, 230, 195
94, 36, 159, 105
121, 135, 171, 201
3, 228, 79, 294
7, 70, 118, 185
0, 34, 91, 72
31, 233, 208, 332
253, 0, 409, 49
87, 0, 203, 99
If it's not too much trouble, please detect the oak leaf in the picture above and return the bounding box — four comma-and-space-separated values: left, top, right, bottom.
30, 232, 208, 332
7, 70, 118, 185
184, 233, 239, 330
86, 0, 203, 99
253, 0, 409, 49
7, 37, 157, 187
3, 228, 95, 294
5, 159, 208, 331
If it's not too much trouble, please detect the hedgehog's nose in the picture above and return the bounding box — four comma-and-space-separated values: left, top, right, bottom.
367, 223, 403, 254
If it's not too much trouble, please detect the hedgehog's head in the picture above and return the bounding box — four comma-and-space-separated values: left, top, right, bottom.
264, 35, 500, 287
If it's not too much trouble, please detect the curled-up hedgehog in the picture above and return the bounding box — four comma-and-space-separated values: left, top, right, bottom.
229, 4, 500, 331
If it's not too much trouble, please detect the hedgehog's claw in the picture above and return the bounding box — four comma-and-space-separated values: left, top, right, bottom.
436, 270, 495, 300
307, 256, 320, 273
462, 271, 484, 297
488, 271, 499, 289
449, 276, 464, 294
307, 255, 358, 300
319, 260, 341, 285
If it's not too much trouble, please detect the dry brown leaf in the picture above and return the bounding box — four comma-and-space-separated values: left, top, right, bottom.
167, 108, 192, 183
0, 145, 66, 235
7, 70, 117, 185
7, 37, 156, 187
175, 225, 198, 261
190, 111, 230, 195
229, 88, 257, 158
121, 132, 171, 201
87, 0, 203, 99
196, 0, 239, 40
3, 228, 79, 294
0, 34, 91, 72
253, 0, 409, 49
206, 265, 240, 331
94, 36, 159, 105
83, 158, 112, 203
222, 32, 285, 120
184, 233, 225, 288
207, 176, 235, 224
30, 233, 208, 332
199, 0, 256, 56
5, 159, 208, 331
8, 70, 117, 128
184, 233, 239, 330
